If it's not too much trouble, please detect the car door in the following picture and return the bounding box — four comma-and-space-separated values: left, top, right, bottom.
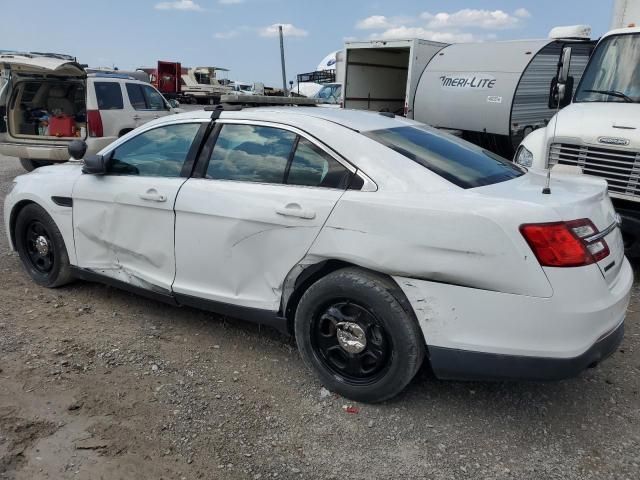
125, 83, 170, 128
173, 121, 355, 311
72, 121, 205, 293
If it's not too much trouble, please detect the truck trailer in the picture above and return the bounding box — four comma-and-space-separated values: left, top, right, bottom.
343, 39, 447, 115
343, 28, 594, 157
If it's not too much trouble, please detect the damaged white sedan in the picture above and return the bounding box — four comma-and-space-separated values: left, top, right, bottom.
4, 107, 633, 402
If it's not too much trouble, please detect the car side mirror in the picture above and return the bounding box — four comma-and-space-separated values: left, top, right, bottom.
82, 154, 107, 175
68, 140, 88, 160
168, 99, 180, 109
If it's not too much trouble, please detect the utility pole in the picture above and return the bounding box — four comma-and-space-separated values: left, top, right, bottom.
279, 25, 288, 95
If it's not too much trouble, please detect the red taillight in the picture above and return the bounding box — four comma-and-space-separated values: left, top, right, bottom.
87, 110, 103, 137
520, 219, 610, 267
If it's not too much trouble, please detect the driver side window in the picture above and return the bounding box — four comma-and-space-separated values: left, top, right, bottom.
109, 123, 201, 177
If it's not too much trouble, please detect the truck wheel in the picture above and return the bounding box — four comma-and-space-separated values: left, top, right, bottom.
294, 268, 425, 403
15, 204, 73, 288
19, 158, 53, 172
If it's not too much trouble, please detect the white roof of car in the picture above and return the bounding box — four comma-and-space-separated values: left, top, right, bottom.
166, 107, 418, 132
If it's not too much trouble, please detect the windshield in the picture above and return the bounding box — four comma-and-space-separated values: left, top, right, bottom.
575, 33, 640, 103
194, 72, 212, 85
315, 84, 342, 103
364, 126, 525, 189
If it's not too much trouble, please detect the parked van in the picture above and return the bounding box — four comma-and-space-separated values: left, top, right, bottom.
0, 52, 179, 171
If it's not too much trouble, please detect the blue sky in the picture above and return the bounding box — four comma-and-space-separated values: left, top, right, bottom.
1, 0, 614, 85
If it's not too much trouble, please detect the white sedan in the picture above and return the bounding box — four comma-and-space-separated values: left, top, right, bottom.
4, 107, 632, 402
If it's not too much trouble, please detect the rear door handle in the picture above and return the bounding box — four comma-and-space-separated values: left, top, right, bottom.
139, 189, 167, 202
275, 203, 316, 219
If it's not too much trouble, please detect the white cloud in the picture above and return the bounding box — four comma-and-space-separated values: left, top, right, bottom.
370, 27, 476, 43
514, 8, 531, 18
219, 0, 244, 4
155, 0, 202, 11
421, 9, 526, 30
215, 29, 241, 39
215, 24, 308, 40
356, 15, 394, 30
259, 23, 308, 38
353, 7, 531, 44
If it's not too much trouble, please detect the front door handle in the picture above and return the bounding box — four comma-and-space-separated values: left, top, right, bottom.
132, 115, 141, 120
275, 203, 316, 219
139, 189, 167, 202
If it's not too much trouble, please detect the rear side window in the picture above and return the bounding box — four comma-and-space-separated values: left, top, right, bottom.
94, 82, 123, 110
207, 124, 296, 183
363, 126, 524, 189
142, 85, 166, 110
126, 83, 146, 110
288, 138, 351, 188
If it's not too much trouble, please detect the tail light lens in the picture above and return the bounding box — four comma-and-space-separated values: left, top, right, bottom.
87, 110, 103, 137
520, 218, 610, 267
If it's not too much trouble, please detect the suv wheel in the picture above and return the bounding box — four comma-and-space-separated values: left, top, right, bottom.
15, 204, 73, 288
295, 268, 425, 403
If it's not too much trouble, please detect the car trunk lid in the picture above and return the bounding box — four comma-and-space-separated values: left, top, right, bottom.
473, 170, 624, 284
1, 53, 86, 78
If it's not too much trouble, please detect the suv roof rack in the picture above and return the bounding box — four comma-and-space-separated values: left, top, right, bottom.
87, 72, 137, 80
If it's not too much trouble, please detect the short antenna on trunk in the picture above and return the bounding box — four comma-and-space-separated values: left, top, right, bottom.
542, 168, 551, 195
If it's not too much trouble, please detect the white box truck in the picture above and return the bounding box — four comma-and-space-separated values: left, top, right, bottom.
516, 0, 640, 256
343, 39, 447, 115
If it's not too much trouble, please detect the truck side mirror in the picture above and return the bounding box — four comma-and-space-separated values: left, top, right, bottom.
548, 47, 574, 109
82, 154, 107, 175
68, 140, 88, 160
558, 47, 572, 85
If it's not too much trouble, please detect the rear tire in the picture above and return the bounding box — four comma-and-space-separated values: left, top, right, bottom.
15, 204, 73, 288
294, 268, 425, 403
19, 158, 53, 172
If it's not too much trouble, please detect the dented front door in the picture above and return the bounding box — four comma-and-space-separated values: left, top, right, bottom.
71, 121, 203, 292
72, 175, 185, 292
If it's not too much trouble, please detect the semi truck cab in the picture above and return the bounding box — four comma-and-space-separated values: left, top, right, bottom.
516, 28, 640, 257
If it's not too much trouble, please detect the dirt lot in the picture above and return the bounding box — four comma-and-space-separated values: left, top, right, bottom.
0, 154, 639, 480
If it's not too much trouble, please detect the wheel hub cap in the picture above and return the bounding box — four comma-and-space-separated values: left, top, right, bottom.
336, 322, 367, 354
35, 236, 50, 256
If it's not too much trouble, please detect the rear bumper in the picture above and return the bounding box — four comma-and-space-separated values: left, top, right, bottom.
429, 320, 624, 381
394, 257, 632, 380
0, 137, 112, 161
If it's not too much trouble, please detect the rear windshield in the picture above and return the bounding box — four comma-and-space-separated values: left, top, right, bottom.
363, 126, 524, 189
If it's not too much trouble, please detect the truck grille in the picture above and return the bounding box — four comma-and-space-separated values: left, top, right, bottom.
549, 143, 640, 197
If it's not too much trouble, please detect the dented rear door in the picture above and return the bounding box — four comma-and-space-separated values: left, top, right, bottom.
172, 121, 352, 311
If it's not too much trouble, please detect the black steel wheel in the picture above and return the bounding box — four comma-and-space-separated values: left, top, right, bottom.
312, 301, 392, 385
295, 268, 425, 403
24, 220, 54, 274
15, 204, 73, 288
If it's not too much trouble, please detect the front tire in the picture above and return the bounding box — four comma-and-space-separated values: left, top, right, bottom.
295, 268, 425, 403
15, 204, 73, 288
19, 158, 53, 172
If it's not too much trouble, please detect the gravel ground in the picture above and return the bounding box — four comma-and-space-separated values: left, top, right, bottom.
0, 153, 639, 480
